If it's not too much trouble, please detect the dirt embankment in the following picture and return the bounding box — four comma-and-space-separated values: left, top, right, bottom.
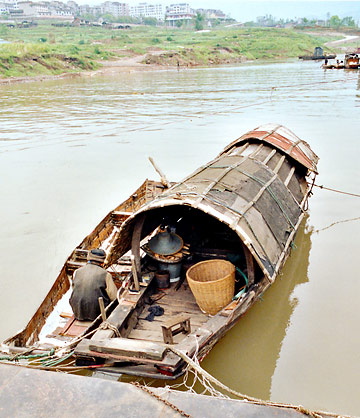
325, 34, 360, 51
0, 47, 248, 84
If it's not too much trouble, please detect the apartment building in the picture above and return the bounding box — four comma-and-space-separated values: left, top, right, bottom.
17, 1, 51, 16
101, 1, 128, 17
166, 3, 195, 26
0, 0, 19, 13
130, 2, 164, 21
196, 8, 226, 20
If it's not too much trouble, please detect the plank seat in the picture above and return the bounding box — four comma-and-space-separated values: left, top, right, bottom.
161, 314, 191, 345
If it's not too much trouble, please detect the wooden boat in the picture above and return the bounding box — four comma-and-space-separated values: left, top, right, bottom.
2, 124, 318, 379
344, 53, 359, 69
299, 54, 336, 61
322, 60, 344, 70
299, 47, 335, 61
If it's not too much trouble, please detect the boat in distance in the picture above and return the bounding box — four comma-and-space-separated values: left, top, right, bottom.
2, 124, 319, 379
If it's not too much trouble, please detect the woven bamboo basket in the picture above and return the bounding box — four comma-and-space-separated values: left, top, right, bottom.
186, 259, 235, 315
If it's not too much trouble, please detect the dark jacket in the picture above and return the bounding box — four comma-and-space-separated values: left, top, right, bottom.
69, 262, 116, 321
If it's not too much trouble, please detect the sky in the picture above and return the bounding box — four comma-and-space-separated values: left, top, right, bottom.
79, 1, 360, 23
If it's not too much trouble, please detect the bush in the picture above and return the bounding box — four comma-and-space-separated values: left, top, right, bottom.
70, 45, 80, 55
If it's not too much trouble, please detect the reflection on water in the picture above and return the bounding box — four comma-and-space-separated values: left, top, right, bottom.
0, 60, 359, 415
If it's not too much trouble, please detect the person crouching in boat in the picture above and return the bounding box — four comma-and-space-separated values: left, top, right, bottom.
70, 249, 117, 321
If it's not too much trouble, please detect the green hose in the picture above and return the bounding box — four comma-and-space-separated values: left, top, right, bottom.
41, 350, 74, 367
0, 348, 55, 361
233, 267, 248, 300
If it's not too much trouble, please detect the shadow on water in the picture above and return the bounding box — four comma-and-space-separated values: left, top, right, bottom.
111, 217, 313, 401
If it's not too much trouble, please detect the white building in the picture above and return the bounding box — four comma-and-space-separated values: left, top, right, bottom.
101, 1, 128, 17
48, 0, 72, 15
165, 3, 195, 26
17, 1, 51, 17
0, 0, 19, 13
196, 8, 226, 20
79, 3, 90, 14
130, 2, 164, 21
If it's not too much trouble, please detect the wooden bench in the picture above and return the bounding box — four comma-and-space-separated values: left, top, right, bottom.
161, 315, 191, 345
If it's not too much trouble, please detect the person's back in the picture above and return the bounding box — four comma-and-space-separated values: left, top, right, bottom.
69, 249, 117, 321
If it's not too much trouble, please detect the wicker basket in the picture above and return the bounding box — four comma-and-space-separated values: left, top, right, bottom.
186, 259, 235, 315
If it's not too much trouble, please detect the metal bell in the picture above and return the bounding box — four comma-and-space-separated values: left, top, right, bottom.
148, 226, 183, 256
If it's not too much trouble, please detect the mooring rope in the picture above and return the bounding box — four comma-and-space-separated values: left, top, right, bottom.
315, 216, 360, 233
131, 381, 191, 417
167, 346, 357, 418
311, 183, 360, 198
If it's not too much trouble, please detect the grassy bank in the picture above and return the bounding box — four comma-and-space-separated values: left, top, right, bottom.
0, 22, 337, 78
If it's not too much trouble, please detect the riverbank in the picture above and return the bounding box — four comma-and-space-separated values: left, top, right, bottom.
0, 23, 340, 82
0, 53, 167, 84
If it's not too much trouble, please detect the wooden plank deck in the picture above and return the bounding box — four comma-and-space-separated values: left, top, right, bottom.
127, 282, 209, 344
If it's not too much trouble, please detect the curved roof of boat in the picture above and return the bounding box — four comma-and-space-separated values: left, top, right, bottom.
221, 123, 319, 173
107, 125, 318, 282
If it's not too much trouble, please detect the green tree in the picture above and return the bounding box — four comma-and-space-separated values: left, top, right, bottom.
0, 24, 9, 36
329, 15, 341, 28
341, 16, 356, 27
175, 19, 183, 28
102, 13, 115, 22
194, 11, 204, 31
143, 17, 157, 26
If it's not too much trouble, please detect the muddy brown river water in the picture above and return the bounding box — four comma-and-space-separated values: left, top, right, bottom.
0, 59, 359, 415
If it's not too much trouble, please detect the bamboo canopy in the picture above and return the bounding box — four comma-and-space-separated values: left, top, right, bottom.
107, 125, 318, 282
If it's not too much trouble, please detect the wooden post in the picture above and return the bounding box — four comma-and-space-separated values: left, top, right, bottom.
130, 255, 140, 292
131, 214, 145, 292
148, 157, 170, 188
98, 297, 107, 322
241, 242, 255, 287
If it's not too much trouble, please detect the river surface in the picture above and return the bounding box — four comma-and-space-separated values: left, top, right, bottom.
0, 60, 359, 416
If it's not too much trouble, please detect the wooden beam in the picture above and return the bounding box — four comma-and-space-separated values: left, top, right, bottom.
131, 213, 145, 289
262, 149, 276, 164
284, 166, 296, 187
273, 155, 286, 174
241, 242, 255, 287
148, 157, 170, 188
89, 338, 168, 361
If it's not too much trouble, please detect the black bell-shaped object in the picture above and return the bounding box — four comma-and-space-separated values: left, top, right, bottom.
148, 225, 183, 256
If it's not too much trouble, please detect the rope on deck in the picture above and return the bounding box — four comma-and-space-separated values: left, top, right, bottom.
99, 321, 121, 337
168, 346, 357, 418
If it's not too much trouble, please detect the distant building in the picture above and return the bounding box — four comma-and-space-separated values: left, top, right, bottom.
130, 2, 164, 21
0, 0, 19, 13
90, 5, 101, 15
165, 3, 195, 26
67, 0, 79, 14
17, 1, 51, 17
15, 0, 74, 18
101, 1, 129, 17
256, 15, 276, 27
196, 8, 226, 20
